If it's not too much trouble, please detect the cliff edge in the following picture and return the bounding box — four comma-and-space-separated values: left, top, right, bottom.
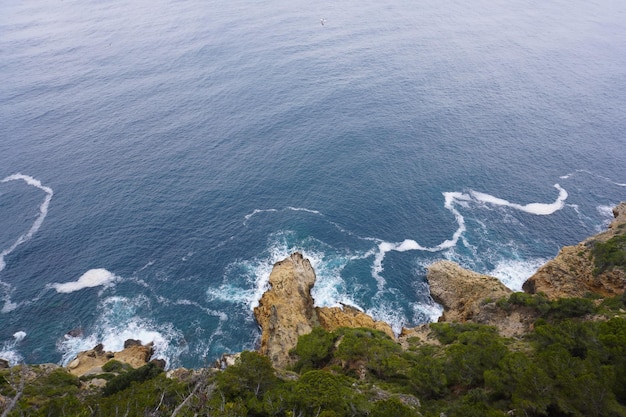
523, 202, 626, 299
254, 252, 393, 368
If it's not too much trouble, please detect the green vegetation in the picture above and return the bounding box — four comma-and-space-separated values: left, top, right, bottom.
1, 298, 625, 417
592, 233, 626, 275
496, 291, 595, 319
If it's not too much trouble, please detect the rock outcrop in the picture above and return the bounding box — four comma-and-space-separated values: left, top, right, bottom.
254, 252, 393, 368
424, 260, 538, 337
316, 304, 394, 339
254, 253, 320, 368
66, 340, 154, 377
523, 202, 626, 299
427, 260, 512, 322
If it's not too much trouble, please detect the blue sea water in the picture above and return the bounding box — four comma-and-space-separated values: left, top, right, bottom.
1, 0, 626, 368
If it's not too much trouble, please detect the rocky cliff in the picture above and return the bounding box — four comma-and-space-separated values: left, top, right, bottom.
66, 339, 157, 377
523, 202, 626, 299
423, 261, 538, 337
254, 252, 393, 368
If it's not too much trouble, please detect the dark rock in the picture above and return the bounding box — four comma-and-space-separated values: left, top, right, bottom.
0, 358, 9, 369
150, 358, 167, 369
124, 339, 142, 348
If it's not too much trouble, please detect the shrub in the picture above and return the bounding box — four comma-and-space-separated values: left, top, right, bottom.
591, 234, 626, 275
101, 359, 129, 373
102, 362, 163, 396
290, 326, 336, 373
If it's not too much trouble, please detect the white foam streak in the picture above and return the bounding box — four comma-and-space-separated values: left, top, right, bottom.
471, 184, 568, 215
50, 269, 119, 293
372, 184, 567, 285
0, 174, 54, 312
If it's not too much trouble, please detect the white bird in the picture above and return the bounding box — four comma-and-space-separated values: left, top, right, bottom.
320, 18, 326, 26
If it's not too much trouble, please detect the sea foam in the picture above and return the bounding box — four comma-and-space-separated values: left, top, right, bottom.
58, 295, 187, 369
0, 174, 54, 313
50, 269, 119, 293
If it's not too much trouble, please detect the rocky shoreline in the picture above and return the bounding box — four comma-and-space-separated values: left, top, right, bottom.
2, 203, 625, 382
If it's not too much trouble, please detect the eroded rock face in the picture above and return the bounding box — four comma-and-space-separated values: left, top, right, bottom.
427, 260, 512, 323
254, 253, 319, 368
66, 340, 154, 377
523, 202, 626, 299
254, 252, 394, 368
316, 305, 394, 339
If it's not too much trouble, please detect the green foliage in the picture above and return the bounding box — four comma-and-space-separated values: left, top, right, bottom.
293, 370, 364, 416
216, 350, 278, 400
94, 373, 188, 417
101, 359, 130, 373
290, 326, 336, 373
429, 322, 499, 345
592, 233, 626, 275
548, 297, 595, 319
406, 345, 447, 399
4, 311, 626, 417
497, 292, 595, 319
102, 362, 163, 396
444, 327, 507, 387
334, 327, 404, 378
370, 397, 418, 417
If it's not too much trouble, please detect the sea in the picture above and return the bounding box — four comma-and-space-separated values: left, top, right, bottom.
1, 0, 625, 369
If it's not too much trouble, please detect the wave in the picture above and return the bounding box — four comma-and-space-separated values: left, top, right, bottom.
49, 269, 120, 293
57, 295, 187, 369
0, 331, 27, 365
488, 258, 548, 291
0, 174, 54, 313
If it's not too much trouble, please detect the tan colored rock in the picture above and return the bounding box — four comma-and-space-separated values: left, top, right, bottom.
66, 340, 154, 377
316, 305, 394, 339
254, 253, 396, 368
426, 260, 512, 322
523, 202, 626, 299
254, 253, 320, 368
114, 344, 153, 368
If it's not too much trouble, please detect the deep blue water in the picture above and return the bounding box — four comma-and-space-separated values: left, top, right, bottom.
1, 0, 625, 368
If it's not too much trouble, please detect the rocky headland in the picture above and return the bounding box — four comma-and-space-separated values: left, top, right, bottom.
253, 252, 393, 369
1, 203, 625, 413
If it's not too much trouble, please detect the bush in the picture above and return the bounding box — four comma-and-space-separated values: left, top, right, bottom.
101, 359, 129, 373
291, 326, 336, 373
592, 234, 626, 275
370, 397, 418, 417
334, 328, 404, 378
102, 362, 163, 396
429, 322, 496, 345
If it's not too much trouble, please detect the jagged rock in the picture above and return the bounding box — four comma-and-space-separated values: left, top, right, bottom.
523, 202, 626, 299
124, 339, 142, 348
0, 358, 9, 369
254, 253, 319, 368
66, 342, 154, 377
427, 260, 512, 323
316, 304, 394, 339
254, 252, 394, 369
